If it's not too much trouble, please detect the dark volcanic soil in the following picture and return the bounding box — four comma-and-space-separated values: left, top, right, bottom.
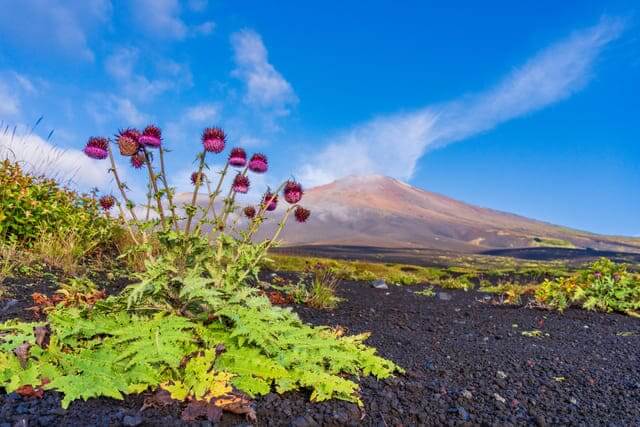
1, 274, 639, 426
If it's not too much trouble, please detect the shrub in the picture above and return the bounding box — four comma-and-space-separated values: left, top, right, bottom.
0, 160, 118, 270
305, 265, 342, 309
0, 124, 400, 419
535, 258, 640, 315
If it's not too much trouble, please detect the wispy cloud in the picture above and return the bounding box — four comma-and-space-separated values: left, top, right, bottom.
299, 17, 626, 186
230, 29, 298, 118
86, 94, 149, 127
0, 0, 111, 61
130, 0, 188, 40
0, 82, 21, 118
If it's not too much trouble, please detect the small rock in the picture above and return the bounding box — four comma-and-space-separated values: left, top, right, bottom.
461, 389, 473, 400
569, 397, 578, 405
371, 279, 389, 290
1, 299, 18, 313
290, 415, 320, 427
447, 406, 470, 421
12, 419, 28, 427
437, 292, 452, 301
535, 415, 547, 426
494, 393, 506, 404
122, 415, 143, 427
496, 370, 508, 380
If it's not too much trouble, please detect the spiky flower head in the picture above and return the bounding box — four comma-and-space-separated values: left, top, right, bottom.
283, 180, 303, 204
243, 206, 256, 219
232, 173, 250, 194
139, 125, 162, 148
130, 153, 145, 169
248, 153, 268, 173
294, 206, 311, 223
116, 128, 140, 157
99, 195, 115, 211
191, 171, 206, 185
262, 191, 278, 211
83, 137, 109, 160
228, 147, 247, 167
202, 127, 226, 153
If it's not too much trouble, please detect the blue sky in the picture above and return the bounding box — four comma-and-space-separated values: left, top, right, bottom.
0, 0, 638, 236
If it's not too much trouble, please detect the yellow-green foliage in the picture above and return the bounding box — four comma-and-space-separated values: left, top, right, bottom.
267, 254, 447, 285
535, 258, 640, 315
0, 245, 400, 409
0, 160, 119, 269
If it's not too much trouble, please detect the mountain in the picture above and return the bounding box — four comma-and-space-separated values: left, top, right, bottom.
177, 175, 640, 253
254, 175, 640, 253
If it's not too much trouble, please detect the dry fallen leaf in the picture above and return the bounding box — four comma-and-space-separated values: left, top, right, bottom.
13, 342, 31, 368
141, 389, 175, 411
181, 400, 223, 422
34, 325, 51, 348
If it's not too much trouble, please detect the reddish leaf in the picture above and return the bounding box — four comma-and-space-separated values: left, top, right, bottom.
13, 342, 31, 368
214, 394, 257, 422
16, 385, 44, 399
34, 325, 51, 349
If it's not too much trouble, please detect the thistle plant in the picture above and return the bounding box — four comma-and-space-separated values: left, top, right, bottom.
83, 124, 311, 266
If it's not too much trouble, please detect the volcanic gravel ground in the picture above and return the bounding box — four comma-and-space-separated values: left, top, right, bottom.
1, 275, 639, 426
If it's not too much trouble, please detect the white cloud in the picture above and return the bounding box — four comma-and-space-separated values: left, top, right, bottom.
130, 0, 187, 40
230, 29, 298, 117
299, 18, 625, 187
165, 103, 222, 144
86, 94, 149, 127
185, 103, 221, 122
0, 130, 111, 189
0, 0, 111, 61
105, 48, 179, 102
0, 82, 21, 118
192, 21, 216, 36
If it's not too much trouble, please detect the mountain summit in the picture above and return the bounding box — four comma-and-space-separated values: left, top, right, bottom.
264, 175, 640, 252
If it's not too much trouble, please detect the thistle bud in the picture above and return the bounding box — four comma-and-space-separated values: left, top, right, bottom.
191, 171, 206, 185
243, 206, 256, 219
294, 206, 311, 223
262, 191, 278, 211
99, 195, 115, 211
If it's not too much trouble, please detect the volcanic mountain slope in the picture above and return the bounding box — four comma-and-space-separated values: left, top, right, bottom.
252, 175, 640, 253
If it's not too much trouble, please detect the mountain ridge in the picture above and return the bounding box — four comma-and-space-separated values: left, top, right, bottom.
179, 175, 640, 253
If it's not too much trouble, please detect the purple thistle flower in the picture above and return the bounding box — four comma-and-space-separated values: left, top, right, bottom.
202, 127, 226, 153
248, 153, 268, 173
262, 191, 278, 211
232, 173, 250, 193
84, 137, 109, 160
283, 180, 303, 204
139, 125, 162, 148
228, 147, 247, 167
99, 195, 115, 211
130, 153, 145, 169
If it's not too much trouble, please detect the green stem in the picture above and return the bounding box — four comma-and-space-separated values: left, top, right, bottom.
158, 146, 178, 230
198, 162, 229, 232
107, 145, 139, 223
142, 147, 167, 230
184, 150, 207, 235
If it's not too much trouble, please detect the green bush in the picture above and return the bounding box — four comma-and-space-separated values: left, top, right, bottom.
535, 258, 640, 315
0, 160, 117, 262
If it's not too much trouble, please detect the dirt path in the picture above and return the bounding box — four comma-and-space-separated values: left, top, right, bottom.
1, 276, 639, 426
